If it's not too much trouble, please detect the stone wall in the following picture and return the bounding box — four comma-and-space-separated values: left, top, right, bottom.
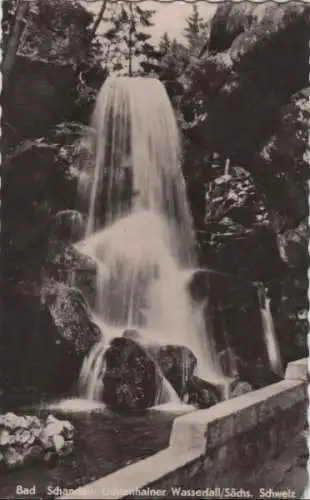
61, 358, 307, 499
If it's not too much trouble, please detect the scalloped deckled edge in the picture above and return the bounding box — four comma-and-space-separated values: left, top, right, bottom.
0, 0, 309, 497
103, 0, 310, 4
306, 29, 310, 500
0, 0, 2, 242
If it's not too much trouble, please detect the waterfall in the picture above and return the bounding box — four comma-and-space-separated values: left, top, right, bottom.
75, 76, 226, 401
258, 286, 283, 377
79, 342, 108, 401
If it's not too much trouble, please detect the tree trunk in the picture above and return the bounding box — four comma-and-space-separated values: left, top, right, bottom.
2, 0, 30, 88
90, 0, 109, 40
128, 3, 134, 77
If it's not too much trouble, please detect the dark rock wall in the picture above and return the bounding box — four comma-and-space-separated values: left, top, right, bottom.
3, 56, 76, 151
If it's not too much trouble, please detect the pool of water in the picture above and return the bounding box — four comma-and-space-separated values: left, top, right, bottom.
0, 400, 193, 499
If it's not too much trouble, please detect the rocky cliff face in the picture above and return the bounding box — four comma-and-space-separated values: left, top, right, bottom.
184, 2, 309, 237
3, 56, 76, 152
181, 2, 309, 365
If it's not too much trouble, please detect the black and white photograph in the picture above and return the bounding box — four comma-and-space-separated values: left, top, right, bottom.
1, 0, 309, 498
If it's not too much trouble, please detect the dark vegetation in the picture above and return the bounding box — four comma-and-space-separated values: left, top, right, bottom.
1, 0, 308, 403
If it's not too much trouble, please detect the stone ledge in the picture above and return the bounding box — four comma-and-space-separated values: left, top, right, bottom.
285, 357, 308, 382
60, 447, 203, 499
169, 380, 306, 450
61, 373, 307, 500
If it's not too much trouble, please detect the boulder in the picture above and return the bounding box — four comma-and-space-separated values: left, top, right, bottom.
18, 281, 101, 397
237, 357, 281, 390
186, 375, 221, 409
102, 337, 161, 411
228, 379, 254, 399
46, 209, 96, 274
41, 280, 102, 357
49, 210, 86, 246
122, 329, 197, 397
187, 268, 255, 311
156, 345, 197, 398
43, 210, 98, 305
44, 242, 98, 307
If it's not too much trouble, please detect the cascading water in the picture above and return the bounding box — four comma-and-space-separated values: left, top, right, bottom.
76, 76, 225, 403
258, 286, 283, 377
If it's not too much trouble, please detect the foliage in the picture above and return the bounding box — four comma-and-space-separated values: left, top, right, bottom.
153, 6, 210, 99
178, 2, 308, 359
101, 2, 161, 76
183, 4, 210, 55
17, 0, 95, 64
198, 164, 282, 283
205, 167, 269, 228
3, 0, 107, 128
2, 123, 89, 271
155, 35, 190, 101
179, 2, 309, 235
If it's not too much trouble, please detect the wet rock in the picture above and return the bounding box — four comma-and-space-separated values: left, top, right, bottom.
186, 269, 212, 304
21, 281, 101, 396
122, 329, 197, 398
237, 359, 282, 390
122, 329, 145, 343
41, 280, 102, 357
45, 212, 98, 307
218, 327, 283, 390
102, 337, 162, 411
49, 210, 85, 246
228, 380, 254, 399
186, 375, 221, 409
156, 345, 197, 397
